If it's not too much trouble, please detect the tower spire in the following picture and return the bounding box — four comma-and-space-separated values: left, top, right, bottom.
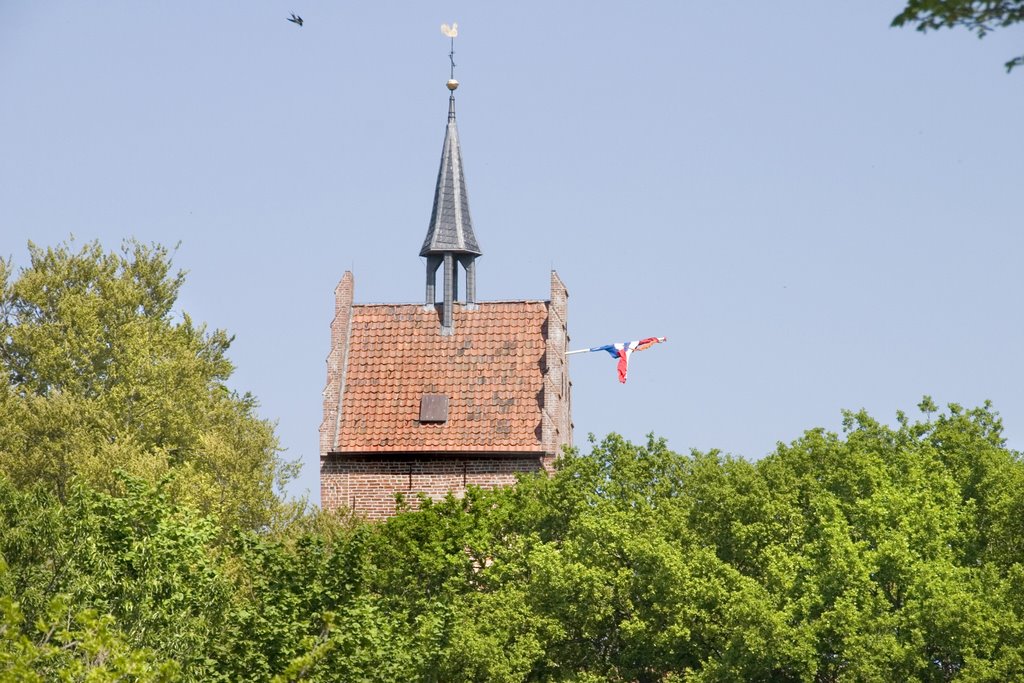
423, 23, 481, 335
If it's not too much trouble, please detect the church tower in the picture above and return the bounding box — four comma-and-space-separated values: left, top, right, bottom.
319, 73, 572, 519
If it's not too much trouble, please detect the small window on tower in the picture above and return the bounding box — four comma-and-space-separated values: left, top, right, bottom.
419, 394, 449, 423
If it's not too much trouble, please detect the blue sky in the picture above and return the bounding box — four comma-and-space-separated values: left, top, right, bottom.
3, 2, 1022, 503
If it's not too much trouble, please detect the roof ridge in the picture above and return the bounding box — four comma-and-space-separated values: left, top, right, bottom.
352, 299, 550, 307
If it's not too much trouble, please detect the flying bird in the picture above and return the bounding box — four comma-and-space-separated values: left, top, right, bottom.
288, 13, 303, 27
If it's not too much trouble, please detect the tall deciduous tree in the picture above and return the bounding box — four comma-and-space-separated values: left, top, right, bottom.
0, 239, 295, 530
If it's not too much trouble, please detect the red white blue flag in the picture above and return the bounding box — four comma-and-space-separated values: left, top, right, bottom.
587, 337, 667, 383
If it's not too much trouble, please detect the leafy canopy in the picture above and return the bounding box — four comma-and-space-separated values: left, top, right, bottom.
0, 239, 295, 529
2, 239, 1023, 681
3, 399, 1024, 680
893, 0, 1024, 71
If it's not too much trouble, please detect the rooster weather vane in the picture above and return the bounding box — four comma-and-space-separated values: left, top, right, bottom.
441, 23, 458, 83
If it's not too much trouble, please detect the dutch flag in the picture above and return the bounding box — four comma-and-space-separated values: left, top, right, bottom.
583, 337, 667, 384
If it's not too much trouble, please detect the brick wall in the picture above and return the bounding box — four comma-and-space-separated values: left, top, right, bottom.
319, 272, 353, 455
542, 270, 573, 456
321, 453, 547, 520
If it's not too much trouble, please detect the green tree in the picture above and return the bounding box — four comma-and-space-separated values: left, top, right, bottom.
4, 364, 1024, 680
0, 239, 295, 530
0, 588, 180, 682
893, 0, 1024, 71
0, 474, 234, 679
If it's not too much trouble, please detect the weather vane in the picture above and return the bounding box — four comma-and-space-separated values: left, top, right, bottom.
441, 23, 459, 90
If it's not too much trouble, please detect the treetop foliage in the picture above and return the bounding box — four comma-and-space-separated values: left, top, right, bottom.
0, 238, 295, 530
3, 238, 1024, 680
893, 0, 1024, 70
4, 398, 1024, 680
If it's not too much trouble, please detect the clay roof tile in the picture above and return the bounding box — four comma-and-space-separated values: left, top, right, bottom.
334, 301, 548, 454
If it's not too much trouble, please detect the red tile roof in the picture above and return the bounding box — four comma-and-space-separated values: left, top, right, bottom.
334, 301, 549, 453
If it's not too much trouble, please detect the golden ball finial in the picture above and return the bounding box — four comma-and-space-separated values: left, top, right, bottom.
447, 79, 459, 91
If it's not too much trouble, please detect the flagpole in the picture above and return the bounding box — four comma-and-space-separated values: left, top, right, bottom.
565, 349, 591, 356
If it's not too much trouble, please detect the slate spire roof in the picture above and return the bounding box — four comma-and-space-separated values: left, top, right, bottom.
420, 93, 482, 257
